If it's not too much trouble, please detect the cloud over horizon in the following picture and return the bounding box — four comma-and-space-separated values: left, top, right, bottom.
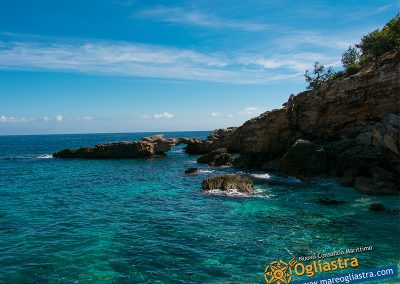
0, 35, 343, 84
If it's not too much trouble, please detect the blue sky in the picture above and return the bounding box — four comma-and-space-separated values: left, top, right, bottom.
0, 0, 398, 135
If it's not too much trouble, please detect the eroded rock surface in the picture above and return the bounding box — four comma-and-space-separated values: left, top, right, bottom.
186, 52, 400, 194
201, 174, 254, 194
54, 135, 179, 158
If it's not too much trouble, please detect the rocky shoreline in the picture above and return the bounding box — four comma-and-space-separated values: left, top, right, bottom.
53, 52, 399, 196
184, 52, 400, 195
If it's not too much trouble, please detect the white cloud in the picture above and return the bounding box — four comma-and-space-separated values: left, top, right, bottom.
211, 112, 220, 117
0, 115, 34, 123
135, 6, 268, 32
82, 116, 93, 121
239, 107, 261, 116
142, 112, 175, 119
0, 34, 345, 84
227, 113, 234, 118
240, 52, 340, 73
43, 116, 50, 121
56, 114, 63, 121
154, 112, 174, 119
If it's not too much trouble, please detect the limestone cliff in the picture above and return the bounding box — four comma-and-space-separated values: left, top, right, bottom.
186, 52, 400, 194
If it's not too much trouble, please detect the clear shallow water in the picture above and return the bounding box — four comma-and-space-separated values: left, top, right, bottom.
0, 132, 399, 283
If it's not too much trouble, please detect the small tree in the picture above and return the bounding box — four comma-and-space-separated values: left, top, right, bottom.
304, 62, 334, 90
341, 46, 360, 68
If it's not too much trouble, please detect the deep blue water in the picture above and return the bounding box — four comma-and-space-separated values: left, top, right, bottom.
0, 132, 399, 283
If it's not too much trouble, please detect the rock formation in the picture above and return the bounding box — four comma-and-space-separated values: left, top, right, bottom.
196, 148, 233, 166
53, 134, 184, 158
187, 52, 400, 195
201, 174, 254, 194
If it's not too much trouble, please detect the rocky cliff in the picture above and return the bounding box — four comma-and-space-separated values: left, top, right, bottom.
186, 52, 400, 194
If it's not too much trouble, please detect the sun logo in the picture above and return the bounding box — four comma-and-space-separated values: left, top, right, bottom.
264, 258, 297, 284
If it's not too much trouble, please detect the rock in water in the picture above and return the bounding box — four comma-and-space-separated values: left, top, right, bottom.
197, 148, 232, 166
184, 167, 198, 174
213, 153, 233, 167
201, 174, 254, 194
53, 134, 176, 158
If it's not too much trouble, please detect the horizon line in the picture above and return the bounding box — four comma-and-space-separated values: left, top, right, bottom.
0, 129, 214, 137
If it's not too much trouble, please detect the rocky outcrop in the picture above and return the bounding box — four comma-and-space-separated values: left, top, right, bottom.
54, 134, 180, 158
187, 52, 400, 194
184, 128, 240, 154
197, 148, 233, 166
201, 174, 254, 194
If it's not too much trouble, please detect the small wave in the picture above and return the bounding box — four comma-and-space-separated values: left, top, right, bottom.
251, 173, 271, 179
2, 154, 54, 160
198, 169, 214, 174
203, 188, 253, 197
35, 154, 53, 159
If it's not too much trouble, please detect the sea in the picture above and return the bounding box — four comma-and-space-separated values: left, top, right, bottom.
0, 131, 399, 283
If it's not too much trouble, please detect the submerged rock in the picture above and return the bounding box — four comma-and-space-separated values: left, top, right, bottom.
184, 167, 198, 174
316, 198, 346, 205
369, 203, 400, 214
369, 203, 386, 211
201, 174, 254, 194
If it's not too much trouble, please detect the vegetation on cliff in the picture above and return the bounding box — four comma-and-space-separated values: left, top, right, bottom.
305, 14, 399, 89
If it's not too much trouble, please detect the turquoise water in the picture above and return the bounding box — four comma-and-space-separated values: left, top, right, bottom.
0, 132, 399, 283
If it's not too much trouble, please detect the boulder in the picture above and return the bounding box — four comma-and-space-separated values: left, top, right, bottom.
279, 139, 328, 178
372, 114, 400, 156
197, 148, 232, 166
355, 177, 398, 195
213, 153, 233, 167
184, 167, 198, 174
201, 174, 254, 194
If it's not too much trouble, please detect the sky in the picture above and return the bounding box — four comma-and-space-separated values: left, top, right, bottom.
0, 0, 398, 135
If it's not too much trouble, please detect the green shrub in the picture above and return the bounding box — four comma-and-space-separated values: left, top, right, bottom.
304, 62, 335, 90
342, 46, 360, 68
356, 14, 400, 62
345, 63, 362, 76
